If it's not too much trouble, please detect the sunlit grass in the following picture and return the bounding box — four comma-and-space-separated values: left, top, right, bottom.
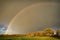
0, 36, 60, 40
19, 36, 60, 40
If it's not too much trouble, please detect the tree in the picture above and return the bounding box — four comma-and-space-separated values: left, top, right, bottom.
26, 32, 34, 37
56, 30, 60, 36
44, 28, 54, 36
34, 31, 44, 36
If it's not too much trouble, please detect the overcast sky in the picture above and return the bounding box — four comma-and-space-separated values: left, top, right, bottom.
0, 0, 60, 34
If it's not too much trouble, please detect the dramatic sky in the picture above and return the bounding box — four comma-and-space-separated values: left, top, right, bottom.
5, 2, 59, 34
0, 0, 60, 34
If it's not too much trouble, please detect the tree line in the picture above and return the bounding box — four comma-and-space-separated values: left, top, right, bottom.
26, 28, 60, 37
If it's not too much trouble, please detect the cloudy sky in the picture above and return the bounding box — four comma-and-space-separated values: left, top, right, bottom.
0, 0, 60, 34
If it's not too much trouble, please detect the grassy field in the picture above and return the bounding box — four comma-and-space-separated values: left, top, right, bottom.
0, 36, 60, 40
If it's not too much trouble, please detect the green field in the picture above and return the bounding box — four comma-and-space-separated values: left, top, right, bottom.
0, 36, 60, 40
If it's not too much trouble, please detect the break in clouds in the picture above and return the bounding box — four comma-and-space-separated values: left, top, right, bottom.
0, 24, 7, 34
